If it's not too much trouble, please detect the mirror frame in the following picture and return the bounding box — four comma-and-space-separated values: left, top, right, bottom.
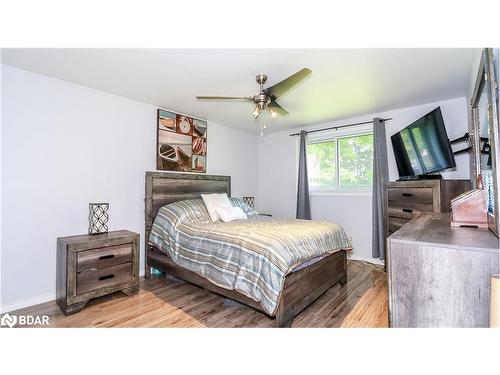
471, 48, 499, 237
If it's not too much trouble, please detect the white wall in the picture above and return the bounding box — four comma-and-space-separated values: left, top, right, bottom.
257, 97, 471, 264
0, 65, 259, 311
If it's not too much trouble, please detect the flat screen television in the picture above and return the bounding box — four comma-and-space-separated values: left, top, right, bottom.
391, 107, 456, 178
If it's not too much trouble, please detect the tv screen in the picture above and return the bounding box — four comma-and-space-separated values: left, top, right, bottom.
391, 107, 456, 177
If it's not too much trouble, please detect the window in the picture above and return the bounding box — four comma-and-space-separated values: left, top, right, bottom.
307, 130, 373, 193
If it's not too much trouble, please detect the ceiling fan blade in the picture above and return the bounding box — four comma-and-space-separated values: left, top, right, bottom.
268, 100, 289, 116
196, 96, 253, 100
264, 68, 312, 99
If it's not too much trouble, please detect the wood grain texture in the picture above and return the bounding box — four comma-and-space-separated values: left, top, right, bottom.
148, 246, 347, 327
144, 172, 231, 279
385, 181, 441, 246
340, 277, 388, 328
10, 261, 387, 328
77, 243, 132, 272
147, 247, 263, 311
77, 262, 132, 294
388, 213, 500, 327
384, 179, 472, 265
56, 231, 140, 315
389, 213, 499, 252
276, 250, 347, 327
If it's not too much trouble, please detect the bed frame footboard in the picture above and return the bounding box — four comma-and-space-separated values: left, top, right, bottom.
275, 249, 347, 327
147, 246, 347, 327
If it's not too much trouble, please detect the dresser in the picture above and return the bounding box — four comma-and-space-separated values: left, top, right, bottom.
384, 179, 471, 238
56, 230, 140, 315
387, 213, 500, 327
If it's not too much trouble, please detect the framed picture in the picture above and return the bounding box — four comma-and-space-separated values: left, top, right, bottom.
157, 109, 207, 173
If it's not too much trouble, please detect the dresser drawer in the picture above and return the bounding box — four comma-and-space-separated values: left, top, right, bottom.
77, 243, 132, 272
77, 262, 132, 294
387, 207, 421, 220
388, 187, 434, 211
388, 216, 411, 234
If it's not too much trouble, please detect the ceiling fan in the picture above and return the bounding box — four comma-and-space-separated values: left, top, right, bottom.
196, 68, 312, 120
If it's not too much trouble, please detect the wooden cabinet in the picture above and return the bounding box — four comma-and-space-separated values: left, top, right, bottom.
57, 230, 139, 315
387, 214, 500, 327
384, 179, 471, 238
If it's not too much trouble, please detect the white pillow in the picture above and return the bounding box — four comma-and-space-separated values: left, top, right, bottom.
201, 193, 233, 222
216, 206, 247, 223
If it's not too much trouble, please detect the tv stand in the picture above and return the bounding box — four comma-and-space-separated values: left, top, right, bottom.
398, 174, 442, 181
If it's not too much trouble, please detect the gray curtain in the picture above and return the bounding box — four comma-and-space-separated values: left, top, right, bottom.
296, 130, 311, 220
372, 118, 389, 260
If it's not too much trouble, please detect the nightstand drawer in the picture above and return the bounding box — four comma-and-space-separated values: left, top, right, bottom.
77, 262, 132, 294
77, 243, 132, 272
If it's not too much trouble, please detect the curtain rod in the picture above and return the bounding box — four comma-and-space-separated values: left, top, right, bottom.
289, 118, 392, 137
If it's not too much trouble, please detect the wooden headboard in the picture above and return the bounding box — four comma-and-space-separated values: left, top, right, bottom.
145, 171, 231, 241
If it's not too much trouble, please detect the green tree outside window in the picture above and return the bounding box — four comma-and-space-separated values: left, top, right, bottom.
307, 133, 373, 189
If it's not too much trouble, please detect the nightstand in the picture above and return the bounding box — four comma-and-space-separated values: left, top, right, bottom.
56, 230, 139, 315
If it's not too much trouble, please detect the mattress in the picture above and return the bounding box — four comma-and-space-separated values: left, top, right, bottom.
149, 198, 352, 315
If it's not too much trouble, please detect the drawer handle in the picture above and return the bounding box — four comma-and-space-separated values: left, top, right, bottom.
99, 274, 115, 281
402, 208, 413, 213
99, 254, 115, 260
402, 193, 413, 197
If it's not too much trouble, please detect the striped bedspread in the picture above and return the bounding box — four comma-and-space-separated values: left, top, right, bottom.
149, 199, 352, 315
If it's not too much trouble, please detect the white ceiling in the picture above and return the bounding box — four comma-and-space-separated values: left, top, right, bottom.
1, 48, 477, 133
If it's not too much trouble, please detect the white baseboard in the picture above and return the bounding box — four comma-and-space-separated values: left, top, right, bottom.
1, 269, 146, 314
348, 254, 384, 266
0, 292, 56, 314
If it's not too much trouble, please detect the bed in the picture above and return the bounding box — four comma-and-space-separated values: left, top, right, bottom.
144, 172, 351, 327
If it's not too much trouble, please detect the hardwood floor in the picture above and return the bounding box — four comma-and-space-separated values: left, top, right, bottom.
10, 260, 388, 328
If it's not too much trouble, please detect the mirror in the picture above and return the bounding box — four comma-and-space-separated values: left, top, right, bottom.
478, 87, 490, 168
471, 48, 499, 237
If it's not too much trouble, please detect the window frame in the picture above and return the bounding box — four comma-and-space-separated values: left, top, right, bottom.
305, 123, 374, 196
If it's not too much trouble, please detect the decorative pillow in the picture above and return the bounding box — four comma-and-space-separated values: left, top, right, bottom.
216, 206, 248, 223
201, 193, 233, 222
229, 197, 259, 216
159, 199, 212, 225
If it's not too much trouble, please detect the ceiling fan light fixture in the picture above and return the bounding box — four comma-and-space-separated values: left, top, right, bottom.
269, 109, 277, 118
253, 105, 261, 119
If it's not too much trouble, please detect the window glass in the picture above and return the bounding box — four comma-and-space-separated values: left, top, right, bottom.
306, 132, 374, 191
338, 134, 373, 188
307, 141, 336, 188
